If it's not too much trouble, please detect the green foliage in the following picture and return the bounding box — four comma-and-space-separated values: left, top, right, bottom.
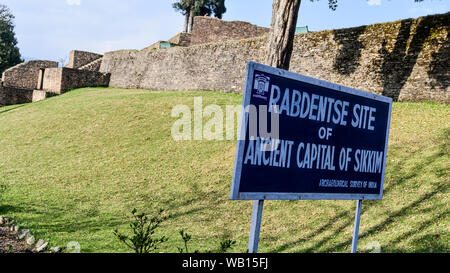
310, 0, 429, 11
0, 4, 22, 74
113, 208, 168, 253
177, 229, 236, 253
173, 0, 191, 16
173, 0, 226, 19
208, 0, 226, 19
219, 239, 236, 253
178, 230, 196, 253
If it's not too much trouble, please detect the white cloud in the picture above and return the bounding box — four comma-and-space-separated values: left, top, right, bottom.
367, 0, 381, 6
66, 0, 81, 6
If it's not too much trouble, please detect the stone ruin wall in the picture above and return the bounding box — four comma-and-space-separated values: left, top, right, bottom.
0, 60, 58, 106
2, 60, 58, 90
0, 86, 34, 107
166, 16, 268, 48
189, 16, 269, 45
169, 32, 192, 47
65, 50, 103, 69
0, 50, 109, 106
42, 67, 110, 94
1, 13, 448, 107
100, 13, 449, 103
60, 68, 110, 92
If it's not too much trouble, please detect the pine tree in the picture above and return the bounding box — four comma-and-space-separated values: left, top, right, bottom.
0, 4, 22, 74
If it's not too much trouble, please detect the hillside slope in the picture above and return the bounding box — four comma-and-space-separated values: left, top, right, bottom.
0, 88, 448, 253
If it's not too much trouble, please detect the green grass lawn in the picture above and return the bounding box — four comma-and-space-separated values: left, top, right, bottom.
0, 87, 448, 253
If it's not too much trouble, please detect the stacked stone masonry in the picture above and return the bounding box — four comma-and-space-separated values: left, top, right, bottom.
1, 13, 448, 107
42, 67, 110, 94
169, 32, 192, 47
66, 50, 103, 69
78, 58, 103, 72
0, 86, 34, 107
2, 60, 58, 90
100, 13, 449, 102
0, 51, 109, 106
0, 60, 59, 106
190, 16, 269, 45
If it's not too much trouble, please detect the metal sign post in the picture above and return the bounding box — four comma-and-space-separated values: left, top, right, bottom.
351, 199, 363, 253
248, 200, 264, 253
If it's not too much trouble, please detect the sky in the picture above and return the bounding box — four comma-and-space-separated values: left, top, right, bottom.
2, 0, 449, 62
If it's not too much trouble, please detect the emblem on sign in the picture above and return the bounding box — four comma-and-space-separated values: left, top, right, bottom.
253, 73, 270, 100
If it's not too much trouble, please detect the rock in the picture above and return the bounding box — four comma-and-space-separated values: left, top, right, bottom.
13, 225, 20, 233
26, 235, 36, 245
35, 242, 48, 252
50, 246, 62, 253
35, 239, 45, 249
17, 229, 30, 240
32, 90, 48, 102
0, 216, 4, 225
2, 217, 10, 225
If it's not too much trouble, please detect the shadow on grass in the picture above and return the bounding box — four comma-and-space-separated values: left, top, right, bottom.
0, 202, 126, 234
270, 128, 449, 253
383, 210, 449, 253
0, 105, 25, 115
271, 210, 351, 253
320, 183, 447, 253
0, 204, 25, 215
161, 190, 226, 220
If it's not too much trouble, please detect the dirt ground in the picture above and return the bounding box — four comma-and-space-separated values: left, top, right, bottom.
0, 226, 33, 253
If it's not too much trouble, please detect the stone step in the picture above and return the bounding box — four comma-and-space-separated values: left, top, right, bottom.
32, 90, 58, 102
32, 90, 47, 102
78, 58, 102, 71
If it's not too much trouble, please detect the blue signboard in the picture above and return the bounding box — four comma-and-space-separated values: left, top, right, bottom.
231, 62, 392, 200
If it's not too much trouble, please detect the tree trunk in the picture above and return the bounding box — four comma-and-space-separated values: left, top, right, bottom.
265, 0, 301, 70
183, 11, 190, 32
188, 9, 195, 33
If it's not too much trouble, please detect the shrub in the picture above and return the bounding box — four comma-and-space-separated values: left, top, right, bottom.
113, 208, 168, 253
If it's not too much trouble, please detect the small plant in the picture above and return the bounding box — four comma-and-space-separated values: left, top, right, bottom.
177, 229, 236, 253
178, 230, 193, 253
219, 239, 236, 253
6, 244, 13, 253
113, 208, 168, 253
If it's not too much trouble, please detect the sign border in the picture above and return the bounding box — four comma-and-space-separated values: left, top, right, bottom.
230, 61, 393, 201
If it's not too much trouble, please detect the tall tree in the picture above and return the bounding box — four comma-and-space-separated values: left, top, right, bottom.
173, 0, 193, 33
0, 4, 22, 74
264, 0, 301, 70
266, 0, 429, 70
173, 0, 226, 33
206, 0, 226, 19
